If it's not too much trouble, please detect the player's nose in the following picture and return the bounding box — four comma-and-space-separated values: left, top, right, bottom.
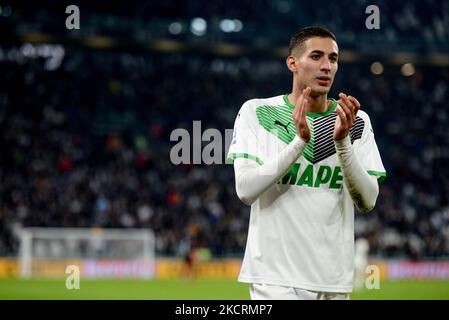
320, 58, 331, 72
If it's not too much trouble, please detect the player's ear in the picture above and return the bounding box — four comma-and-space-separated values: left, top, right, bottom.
286, 55, 297, 73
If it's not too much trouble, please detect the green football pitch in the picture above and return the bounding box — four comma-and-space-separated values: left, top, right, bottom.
0, 279, 449, 300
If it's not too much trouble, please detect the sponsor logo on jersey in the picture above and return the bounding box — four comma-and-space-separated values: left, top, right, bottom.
279, 163, 343, 189
273, 120, 291, 134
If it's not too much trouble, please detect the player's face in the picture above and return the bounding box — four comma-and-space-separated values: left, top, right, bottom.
294, 37, 339, 96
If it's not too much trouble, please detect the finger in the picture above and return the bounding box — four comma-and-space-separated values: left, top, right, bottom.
338, 94, 354, 124
300, 98, 308, 121
302, 87, 311, 114
346, 96, 360, 110
296, 91, 304, 105
336, 106, 348, 128
304, 86, 311, 99
339, 93, 355, 124
297, 95, 305, 123
341, 99, 355, 127
347, 96, 360, 115
344, 99, 356, 124
339, 93, 351, 110
297, 88, 309, 116
347, 96, 361, 108
292, 106, 298, 116
294, 90, 306, 114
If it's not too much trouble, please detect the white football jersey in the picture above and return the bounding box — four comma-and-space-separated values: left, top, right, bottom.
227, 94, 386, 292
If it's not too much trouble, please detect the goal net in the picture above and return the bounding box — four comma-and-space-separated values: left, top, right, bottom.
19, 227, 155, 279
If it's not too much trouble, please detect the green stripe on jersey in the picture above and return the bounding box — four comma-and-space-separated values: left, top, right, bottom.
283, 94, 337, 117
255, 105, 296, 145
367, 170, 387, 183
228, 153, 264, 165
302, 115, 314, 163
256, 96, 337, 163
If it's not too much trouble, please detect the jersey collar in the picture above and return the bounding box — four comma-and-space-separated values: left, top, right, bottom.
283, 94, 337, 118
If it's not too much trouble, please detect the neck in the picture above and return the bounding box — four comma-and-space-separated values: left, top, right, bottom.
288, 85, 329, 114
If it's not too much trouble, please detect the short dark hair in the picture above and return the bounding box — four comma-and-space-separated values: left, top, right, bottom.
289, 26, 337, 55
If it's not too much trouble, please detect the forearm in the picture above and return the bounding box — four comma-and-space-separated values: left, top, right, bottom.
234, 136, 306, 205
334, 135, 379, 213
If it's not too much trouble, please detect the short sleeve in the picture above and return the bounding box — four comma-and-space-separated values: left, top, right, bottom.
227, 101, 264, 165
355, 113, 387, 183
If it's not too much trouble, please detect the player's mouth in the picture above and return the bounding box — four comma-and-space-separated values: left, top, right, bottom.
316, 76, 331, 86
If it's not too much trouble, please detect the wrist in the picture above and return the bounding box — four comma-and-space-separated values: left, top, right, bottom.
296, 134, 309, 144
334, 134, 351, 150
293, 135, 307, 150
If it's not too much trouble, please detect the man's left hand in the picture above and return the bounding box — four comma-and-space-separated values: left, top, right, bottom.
334, 93, 361, 141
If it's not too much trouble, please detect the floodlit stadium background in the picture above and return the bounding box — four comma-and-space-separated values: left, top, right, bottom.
1, 0, 449, 299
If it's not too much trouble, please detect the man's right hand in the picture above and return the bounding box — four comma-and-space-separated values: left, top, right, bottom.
292, 87, 311, 143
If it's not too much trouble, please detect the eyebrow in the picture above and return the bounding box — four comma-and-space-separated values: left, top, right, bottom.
310, 50, 339, 57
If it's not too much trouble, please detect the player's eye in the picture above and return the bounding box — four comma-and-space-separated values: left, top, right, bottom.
311, 55, 320, 60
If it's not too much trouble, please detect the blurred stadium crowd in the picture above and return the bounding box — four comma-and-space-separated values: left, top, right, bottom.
1, 0, 449, 260
4, 0, 449, 51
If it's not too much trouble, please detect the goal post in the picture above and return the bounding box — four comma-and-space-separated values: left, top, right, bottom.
19, 227, 156, 279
